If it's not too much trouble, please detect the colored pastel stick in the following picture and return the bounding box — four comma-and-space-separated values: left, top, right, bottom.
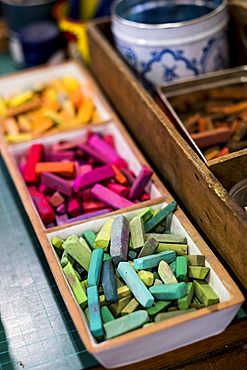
175, 256, 188, 282
149, 282, 188, 300
110, 215, 129, 265
83, 230, 96, 249
45, 151, 75, 162
120, 167, 135, 186
65, 238, 92, 271
138, 237, 159, 258
78, 143, 108, 164
87, 248, 104, 287
101, 306, 115, 323
156, 243, 188, 255
178, 282, 194, 310
63, 262, 87, 309
56, 213, 68, 226
104, 310, 149, 340
144, 201, 177, 232
88, 134, 121, 163
101, 260, 118, 302
87, 285, 104, 337
154, 308, 196, 322
48, 191, 65, 207
56, 203, 66, 214
30, 189, 56, 224
129, 216, 145, 251
61, 248, 74, 267
23, 143, 43, 183
73, 164, 115, 192
51, 236, 64, 250
188, 266, 210, 279
94, 218, 114, 251
107, 183, 129, 197
41, 172, 73, 197
35, 161, 75, 178
137, 207, 154, 223
186, 255, 205, 266
147, 300, 173, 316
146, 233, 187, 244
117, 262, 154, 307
91, 183, 135, 209
67, 209, 111, 223
158, 260, 178, 284
121, 297, 139, 315
67, 198, 82, 217
138, 270, 154, 286
111, 164, 127, 185
134, 250, 176, 270
128, 165, 153, 200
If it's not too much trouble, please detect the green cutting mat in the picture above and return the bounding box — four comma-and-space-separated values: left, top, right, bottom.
0, 156, 99, 370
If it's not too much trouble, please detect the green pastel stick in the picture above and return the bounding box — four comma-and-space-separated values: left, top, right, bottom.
175, 256, 188, 282
87, 248, 104, 287
149, 282, 188, 300
165, 212, 173, 231
103, 253, 112, 261
117, 262, 154, 307
87, 285, 104, 337
156, 243, 188, 255
147, 300, 173, 316
79, 237, 92, 253
51, 236, 65, 250
186, 255, 205, 266
101, 306, 115, 323
81, 279, 88, 292
104, 310, 149, 339
94, 218, 114, 251
178, 282, 194, 310
63, 262, 87, 309
188, 266, 210, 279
129, 216, 145, 251
138, 237, 159, 258
144, 201, 177, 232
65, 239, 92, 271
137, 207, 154, 223
134, 250, 176, 270
169, 260, 176, 274
146, 233, 187, 244
154, 308, 196, 322
61, 248, 74, 267
62, 234, 78, 248
83, 230, 96, 249
128, 250, 138, 260
193, 279, 220, 306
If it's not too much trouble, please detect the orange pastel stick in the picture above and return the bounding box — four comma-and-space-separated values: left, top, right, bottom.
35, 161, 76, 179
111, 164, 128, 185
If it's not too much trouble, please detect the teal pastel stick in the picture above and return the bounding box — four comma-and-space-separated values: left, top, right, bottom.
104, 310, 149, 339
87, 248, 104, 287
149, 282, 188, 300
117, 262, 154, 307
144, 201, 177, 232
133, 250, 176, 270
87, 285, 104, 337
83, 230, 96, 250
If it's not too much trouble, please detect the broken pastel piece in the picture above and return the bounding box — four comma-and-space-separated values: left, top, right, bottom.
83, 230, 96, 250
63, 262, 87, 309
138, 237, 159, 258
101, 306, 115, 323
117, 262, 154, 307
193, 279, 220, 306
94, 218, 114, 251
144, 201, 177, 233
129, 216, 145, 251
87, 248, 104, 287
128, 165, 153, 200
137, 207, 154, 223
188, 266, 210, 279
87, 285, 104, 337
110, 215, 129, 265
91, 183, 135, 209
158, 260, 178, 284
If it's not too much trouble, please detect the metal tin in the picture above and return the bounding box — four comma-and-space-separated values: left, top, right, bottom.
156, 65, 247, 162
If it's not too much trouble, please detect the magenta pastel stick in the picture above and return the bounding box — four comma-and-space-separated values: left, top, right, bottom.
91, 183, 135, 210
67, 208, 111, 223
88, 134, 120, 163
73, 164, 116, 192
56, 203, 66, 214
79, 164, 92, 176
78, 188, 94, 202
56, 213, 68, 226
45, 151, 75, 162
52, 139, 81, 151
78, 143, 108, 164
128, 165, 153, 200
107, 183, 130, 198
68, 198, 83, 217
111, 157, 128, 169
104, 134, 115, 148
41, 172, 73, 197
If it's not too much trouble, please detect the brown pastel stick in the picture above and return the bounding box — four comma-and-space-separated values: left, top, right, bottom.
191, 127, 232, 148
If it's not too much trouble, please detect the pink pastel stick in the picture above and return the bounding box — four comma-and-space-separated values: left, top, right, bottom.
111, 157, 128, 169
41, 172, 73, 197
45, 151, 75, 162
104, 134, 115, 148
79, 164, 92, 176
30, 189, 56, 224
68, 198, 83, 217
128, 165, 153, 200
88, 135, 121, 163
107, 183, 130, 197
91, 184, 134, 210
56, 203, 66, 214
56, 213, 68, 226
73, 164, 115, 192
48, 191, 65, 207
141, 193, 151, 201
78, 143, 108, 164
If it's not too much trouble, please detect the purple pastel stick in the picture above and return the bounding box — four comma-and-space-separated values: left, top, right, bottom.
128, 165, 153, 201
56, 213, 68, 226
41, 172, 73, 197
110, 215, 129, 265
46, 222, 56, 228
88, 135, 121, 163
73, 164, 116, 192
91, 183, 134, 210
45, 151, 75, 162
67, 209, 111, 223
56, 203, 66, 214
78, 143, 108, 164
120, 168, 135, 186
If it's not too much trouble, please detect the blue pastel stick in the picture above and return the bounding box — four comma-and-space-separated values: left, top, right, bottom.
133, 250, 176, 270
117, 262, 154, 308
101, 260, 118, 302
110, 215, 129, 265
87, 248, 104, 287
87, 285, 104, 337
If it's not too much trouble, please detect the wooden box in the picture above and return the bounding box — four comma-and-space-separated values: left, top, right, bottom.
86, 18, 247, 297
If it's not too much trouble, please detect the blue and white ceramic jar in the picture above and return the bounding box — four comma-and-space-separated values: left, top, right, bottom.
111, 0, 229, 90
